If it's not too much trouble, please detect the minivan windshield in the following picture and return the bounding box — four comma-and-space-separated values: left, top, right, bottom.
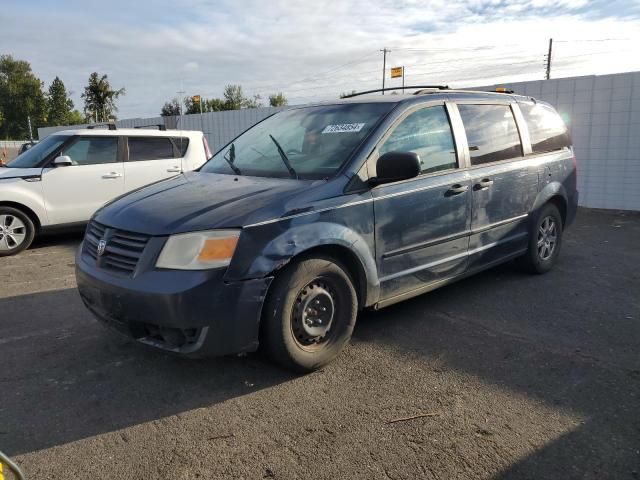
5, 135, 69, 168
201, 103, 394, 180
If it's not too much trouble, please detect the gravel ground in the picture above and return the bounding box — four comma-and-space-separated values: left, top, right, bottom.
1, 208, 639, 480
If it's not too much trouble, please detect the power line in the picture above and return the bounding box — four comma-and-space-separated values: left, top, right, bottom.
243, 50, 546, 96
258, 45, 633, 101
285, 46, 628, 102
191, 41, 640, 108
268, 57, 544, 97
554, 38, 630, 43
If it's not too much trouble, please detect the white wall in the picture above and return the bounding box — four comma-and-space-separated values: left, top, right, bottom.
476, 71, 640, 211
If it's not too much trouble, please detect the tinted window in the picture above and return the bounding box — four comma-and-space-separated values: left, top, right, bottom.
202, 103, 394, 180
62, 137, 118, 165
379, 106, 457, 174
128, 137, 175, 161
172, 137, 190, 157
519, 102, 571, 153
458, 104, 522, 165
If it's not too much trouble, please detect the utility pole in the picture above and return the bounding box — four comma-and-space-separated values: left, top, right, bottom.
380, 48, 390, 94
177, 90, 186, 116
27, 115, 33, 142
545, 38, 553, 80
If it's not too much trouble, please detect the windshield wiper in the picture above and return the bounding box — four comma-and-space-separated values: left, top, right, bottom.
223, 143, 242, 175
269, 134, 298, 179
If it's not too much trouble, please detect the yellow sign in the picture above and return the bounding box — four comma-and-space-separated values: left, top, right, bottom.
192, 95, 201, 103
390, 67, 403, 78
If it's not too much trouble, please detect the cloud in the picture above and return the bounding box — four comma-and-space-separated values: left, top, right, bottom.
1, 0, 639, 118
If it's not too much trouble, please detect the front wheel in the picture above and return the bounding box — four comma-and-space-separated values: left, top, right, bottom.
261, 256, 358, 373
0, 207, 36, 257
519, 203, 563, 274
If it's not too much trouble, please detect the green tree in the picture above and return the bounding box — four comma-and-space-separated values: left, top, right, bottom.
183, 96, 228, 114
0, 55, 48, 139
205, 98, 226, 112
160, 98, 181, 116
180, 86, 264, 115
223, 84, 244, 110
183, 97, 199, 114
221, 84, 261, 109
269, 92, 288, 107
81, 72, 125, 122
66, 109, 84, 125
243, 94, 262, 109
47, 76, 75, 126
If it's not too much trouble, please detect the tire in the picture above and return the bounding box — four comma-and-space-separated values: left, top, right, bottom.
0, 207, 36, 257
261, 256, 358, 373
519, 203, 563, 274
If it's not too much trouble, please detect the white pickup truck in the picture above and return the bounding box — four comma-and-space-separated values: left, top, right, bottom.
0, 127, 211, 256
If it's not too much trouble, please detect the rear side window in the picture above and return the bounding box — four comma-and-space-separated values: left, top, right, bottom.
458, 104, 523, 166
519, 102, 571, 153
171, 137, 190, 157
379, 105, 457, 174
128, 137, 175, 161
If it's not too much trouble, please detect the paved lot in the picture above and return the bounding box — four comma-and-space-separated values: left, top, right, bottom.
1, 208, 639, 479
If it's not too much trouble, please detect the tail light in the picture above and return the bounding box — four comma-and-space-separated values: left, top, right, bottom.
203, 137, 212, 159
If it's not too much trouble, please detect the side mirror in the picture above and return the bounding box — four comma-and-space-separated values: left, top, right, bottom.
53, 155, 73, 167
371, 151, 421, 185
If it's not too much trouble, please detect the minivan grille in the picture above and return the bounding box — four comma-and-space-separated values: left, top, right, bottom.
83, 221, 150, 275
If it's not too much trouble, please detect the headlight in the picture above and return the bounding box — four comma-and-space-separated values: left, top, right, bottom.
156, 229, 240, 270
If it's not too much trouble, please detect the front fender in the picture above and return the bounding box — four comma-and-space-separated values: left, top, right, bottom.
226, 218, 380, 306
0, 178, 48, 226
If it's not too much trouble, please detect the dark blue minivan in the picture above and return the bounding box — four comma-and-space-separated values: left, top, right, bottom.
76, 89, 578, 372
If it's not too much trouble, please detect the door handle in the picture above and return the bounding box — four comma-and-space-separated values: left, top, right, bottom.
474, 178, 494, 190
446, 184, 469, 196
166, 167, 181, 173
102, 172, 122, 179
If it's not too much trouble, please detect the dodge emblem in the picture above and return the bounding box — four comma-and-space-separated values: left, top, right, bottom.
97, 239, 107, 257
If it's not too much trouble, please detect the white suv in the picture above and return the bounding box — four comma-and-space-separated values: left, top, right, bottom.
0, 127, 211, 256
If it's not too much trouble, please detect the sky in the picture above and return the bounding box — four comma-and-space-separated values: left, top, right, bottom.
2, 0, 640, 119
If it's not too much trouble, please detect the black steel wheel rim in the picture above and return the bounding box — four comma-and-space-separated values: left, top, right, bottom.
291, 278, 338, 350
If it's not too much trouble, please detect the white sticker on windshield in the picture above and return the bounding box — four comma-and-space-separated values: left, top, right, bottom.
321, 123, 365, 134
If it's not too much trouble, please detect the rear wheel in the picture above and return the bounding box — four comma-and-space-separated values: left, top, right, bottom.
0, 207, 35, 257
519, 203, 563, 274
262, 256, 358, 372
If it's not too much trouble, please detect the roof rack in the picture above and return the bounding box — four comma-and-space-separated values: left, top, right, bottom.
133, 124, 167, 131
413, 86, 451, 95
341, 85, 449, 98
86, 122, 117, 130
494, 87, 515, 94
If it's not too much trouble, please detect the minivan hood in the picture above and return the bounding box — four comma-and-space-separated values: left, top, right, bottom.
94, 172, 316, 235
0, 166, 42, 180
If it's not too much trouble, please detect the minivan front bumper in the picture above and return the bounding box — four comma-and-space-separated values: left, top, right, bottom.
76, 246, 273, 356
